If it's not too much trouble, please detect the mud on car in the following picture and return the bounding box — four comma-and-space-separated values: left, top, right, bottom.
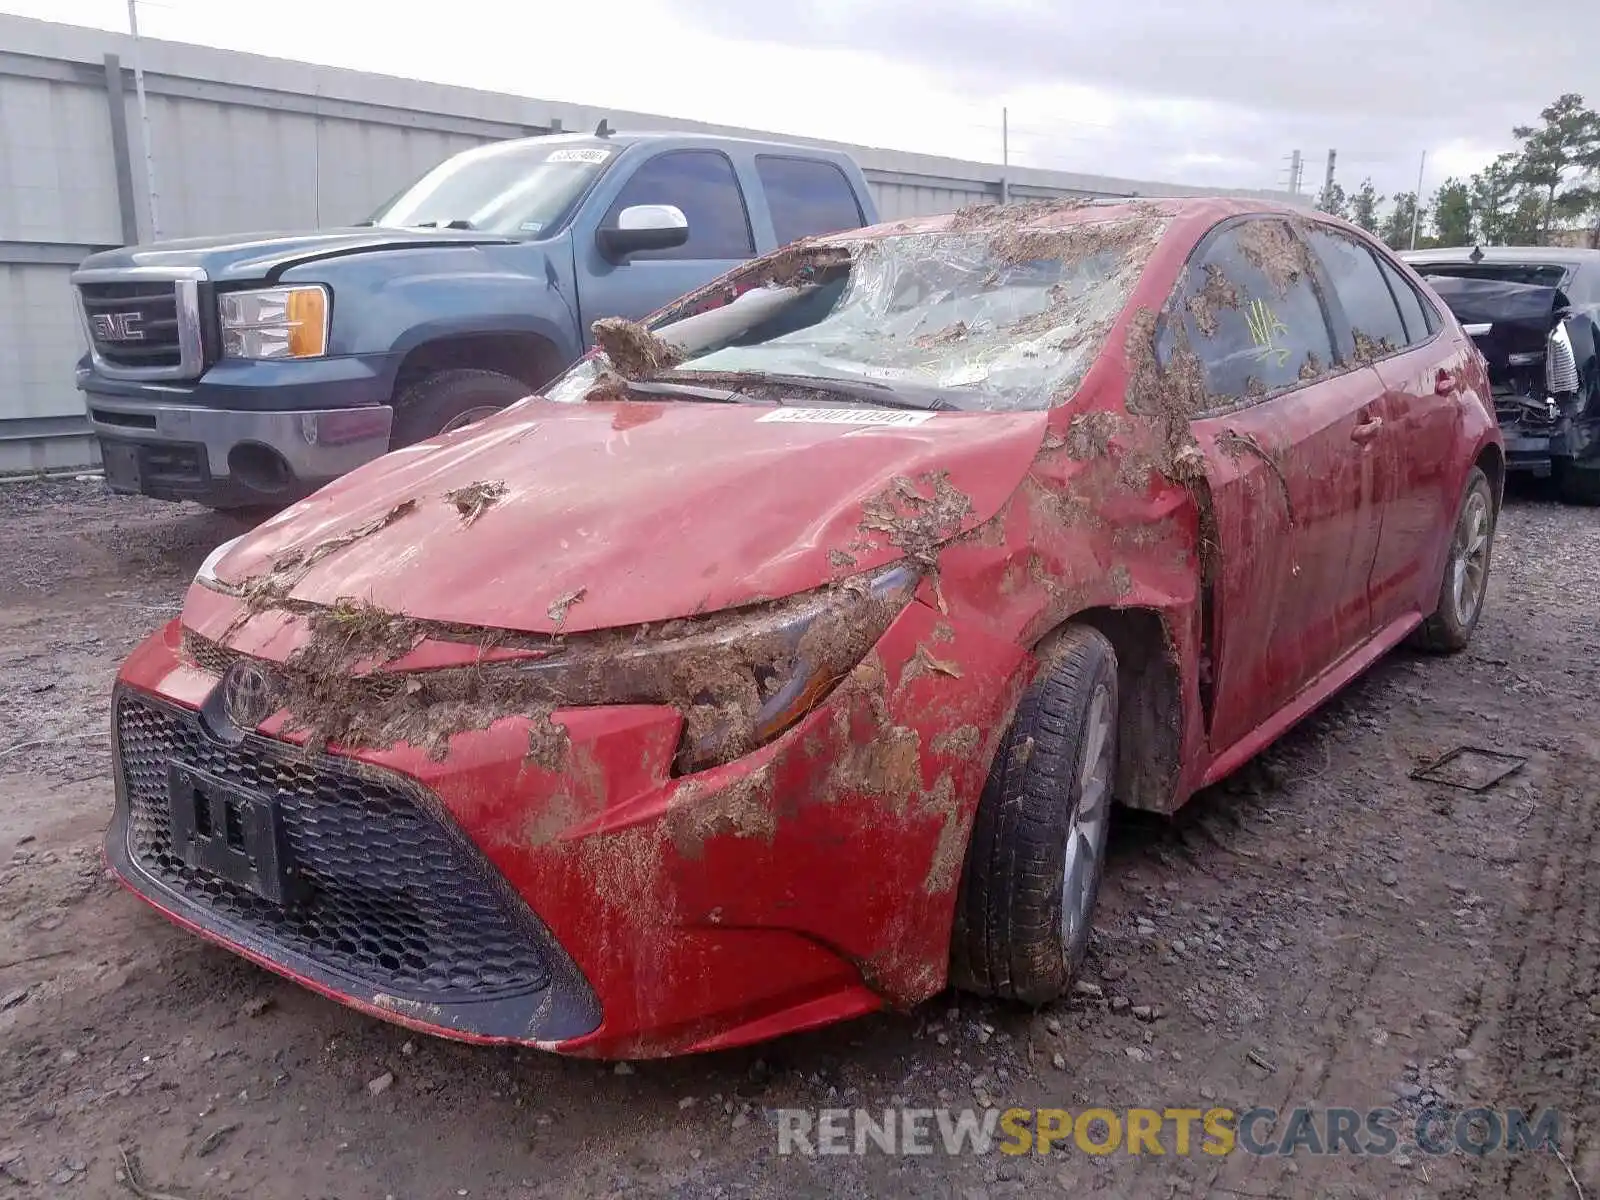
107, 198, 1503, 1058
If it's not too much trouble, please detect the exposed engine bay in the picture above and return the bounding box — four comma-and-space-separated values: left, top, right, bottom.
1421, 271, 1600, 492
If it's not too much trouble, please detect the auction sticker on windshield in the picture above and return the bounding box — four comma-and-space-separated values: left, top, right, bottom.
756, 409, 939, 427
546, 147, 612, 164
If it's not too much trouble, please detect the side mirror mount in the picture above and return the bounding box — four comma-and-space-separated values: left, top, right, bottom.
598, 204, 689, 262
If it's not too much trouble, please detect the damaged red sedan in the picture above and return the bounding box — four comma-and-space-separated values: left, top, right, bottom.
107, 198, 1503, 1059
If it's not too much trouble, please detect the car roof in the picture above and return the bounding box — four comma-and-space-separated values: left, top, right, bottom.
1401, 245, 1600, 266
824, 195, 1311, 244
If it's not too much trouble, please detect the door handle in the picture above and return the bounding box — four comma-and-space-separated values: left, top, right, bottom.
1351, 416, 1384, 444
1435, 369, 1457, 397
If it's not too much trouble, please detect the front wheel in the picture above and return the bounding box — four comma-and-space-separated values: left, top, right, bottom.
951, 624, 1118, 1005
390, 368, 532, 448
1411, 465, 1496, 653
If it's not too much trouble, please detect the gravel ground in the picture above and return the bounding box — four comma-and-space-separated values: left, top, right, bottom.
0, 475, 1596, 1199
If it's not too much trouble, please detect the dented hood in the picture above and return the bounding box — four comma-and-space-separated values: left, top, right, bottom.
208, 399, 1047, 636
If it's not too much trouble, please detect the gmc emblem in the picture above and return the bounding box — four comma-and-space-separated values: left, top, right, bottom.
91, 311, 145, 341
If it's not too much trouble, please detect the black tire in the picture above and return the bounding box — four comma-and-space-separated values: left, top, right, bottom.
951, 624, 1119, 1006
1554, 460, 1600, 507
390, 368, 532, 448
1411, 465, 1496, 653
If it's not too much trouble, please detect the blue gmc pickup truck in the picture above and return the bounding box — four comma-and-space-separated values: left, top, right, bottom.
72, 129, 879, 509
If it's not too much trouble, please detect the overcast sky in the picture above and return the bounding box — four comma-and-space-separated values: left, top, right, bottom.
5, 0, 1593, 202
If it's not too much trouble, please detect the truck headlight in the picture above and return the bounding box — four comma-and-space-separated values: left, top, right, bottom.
220, 286, 329, 359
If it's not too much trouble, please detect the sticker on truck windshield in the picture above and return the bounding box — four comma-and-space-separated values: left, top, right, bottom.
757, 408, 938, 427
546, 147, 613, 164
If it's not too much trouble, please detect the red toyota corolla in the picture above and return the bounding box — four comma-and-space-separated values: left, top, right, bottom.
107, 198, 1502, 1059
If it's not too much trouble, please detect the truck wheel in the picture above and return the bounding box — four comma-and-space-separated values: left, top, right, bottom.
1411, 466, 1496, 653
951, 625, 1118, 1006
390, 369, 532, 448
1554, 460, 1600, 507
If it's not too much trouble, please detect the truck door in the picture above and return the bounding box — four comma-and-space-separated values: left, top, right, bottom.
571, 148, 758, 344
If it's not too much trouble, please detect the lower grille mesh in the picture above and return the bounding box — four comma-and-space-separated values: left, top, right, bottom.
115, 692, 550, 1001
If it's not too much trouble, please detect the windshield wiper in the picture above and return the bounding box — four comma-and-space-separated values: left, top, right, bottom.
411, 219, 477, 230
663, 370, 964, 411
604, 379, 745, 403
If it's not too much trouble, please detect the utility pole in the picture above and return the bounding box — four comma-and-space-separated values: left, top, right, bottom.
1000, 107, 1010, 206
1409, 149, 1426, 250
1283, 150, 1303, 196
126, 0, 161, 239
1322, 149, 1337, 208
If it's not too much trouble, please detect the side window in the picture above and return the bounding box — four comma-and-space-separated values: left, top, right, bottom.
605, 150, 754, 261
1164, 217, 1337, 408
755, 155, 866, 245
1304, 226, 1408, 360
1375, 255, 1435, 344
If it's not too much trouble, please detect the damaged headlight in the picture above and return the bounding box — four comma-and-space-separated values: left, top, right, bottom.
516, 564, 921, 774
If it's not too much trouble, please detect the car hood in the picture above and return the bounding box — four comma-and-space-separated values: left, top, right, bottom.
207, 399, 1048, 636
76, 227, 519, 284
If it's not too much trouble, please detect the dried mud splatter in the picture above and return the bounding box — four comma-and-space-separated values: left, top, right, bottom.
444, 480, 507, 525
590, 317, 683, 379
1217, 429, 1297, 525
547, 588, 588, 631
665, 764, 779, 859
856, 472, 974, 572
1186, 262, 1241, 338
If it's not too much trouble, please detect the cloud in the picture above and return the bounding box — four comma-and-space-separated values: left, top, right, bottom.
659, 0, 1591, 192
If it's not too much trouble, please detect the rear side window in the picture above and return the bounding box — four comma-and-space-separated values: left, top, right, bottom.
1375, 255, 1436, 343
605, 150, 754, 261
756, 156, 866, 245
1305, 226, 1408, 360
1163, 217, 1337, 408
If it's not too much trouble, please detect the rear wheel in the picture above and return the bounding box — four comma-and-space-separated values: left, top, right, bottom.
1411, 466, 1496, 653
390, 368, 531, 448
951, 625, 1118, 1005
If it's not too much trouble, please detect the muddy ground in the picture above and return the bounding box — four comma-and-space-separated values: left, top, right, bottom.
0, 475, 1595, 1200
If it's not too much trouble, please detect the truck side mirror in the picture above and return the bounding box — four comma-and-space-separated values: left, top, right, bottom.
598, 204, 689, 262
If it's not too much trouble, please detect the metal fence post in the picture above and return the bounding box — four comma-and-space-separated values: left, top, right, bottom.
101, 53, 140, 246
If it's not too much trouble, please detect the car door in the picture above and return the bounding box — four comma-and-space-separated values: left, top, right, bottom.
1303, 224, 1463, 630
1163, 216, 1385, 753
572, 148, 758, 344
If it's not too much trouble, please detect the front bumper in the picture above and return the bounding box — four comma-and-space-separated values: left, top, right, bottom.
88, 399, 392, 506
80, 354, 399, 505
107, 603, 1025, 1058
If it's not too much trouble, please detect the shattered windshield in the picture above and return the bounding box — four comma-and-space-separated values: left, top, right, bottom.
541, 212, 1166, 412
368, 140, 616, 236
664, 220, 1162, 411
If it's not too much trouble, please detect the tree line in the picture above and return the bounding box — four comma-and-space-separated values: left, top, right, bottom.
1315, 93, 1600, 250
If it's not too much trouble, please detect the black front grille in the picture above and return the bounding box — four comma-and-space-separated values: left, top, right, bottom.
115, 692, 552, 1002
80, 281, 182, 369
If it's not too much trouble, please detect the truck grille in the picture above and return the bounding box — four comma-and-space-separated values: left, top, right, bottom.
79, 281, 184, 369
114, 692, 553, 1002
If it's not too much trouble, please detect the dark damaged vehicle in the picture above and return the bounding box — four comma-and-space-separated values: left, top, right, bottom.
1402, 246, 1600, 504
106, 199, 1503, 1059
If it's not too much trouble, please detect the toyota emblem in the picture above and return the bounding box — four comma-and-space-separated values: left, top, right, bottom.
221, 659, 278, 729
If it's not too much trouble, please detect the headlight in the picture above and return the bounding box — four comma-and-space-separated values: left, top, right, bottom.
516, 564, 921, 773
195, 534, 245, 590
219, 286, 329, 359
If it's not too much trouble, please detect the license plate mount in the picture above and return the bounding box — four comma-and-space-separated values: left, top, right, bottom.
101, 442, 142, 493
168, 764, 300, 906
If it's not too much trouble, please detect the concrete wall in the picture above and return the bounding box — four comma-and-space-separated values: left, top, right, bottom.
0, 13, 1307, 474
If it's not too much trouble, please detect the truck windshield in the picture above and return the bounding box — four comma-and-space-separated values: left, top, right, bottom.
368, 140, 617, 236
